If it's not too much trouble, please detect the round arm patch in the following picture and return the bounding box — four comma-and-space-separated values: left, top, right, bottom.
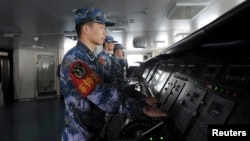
69, 61, 102, 98
98, 57, 105, 65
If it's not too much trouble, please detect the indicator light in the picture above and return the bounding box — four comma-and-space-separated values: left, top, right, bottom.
214, 86, 219, 91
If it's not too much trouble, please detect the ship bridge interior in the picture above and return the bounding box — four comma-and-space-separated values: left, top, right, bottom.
0, 0, 250, 141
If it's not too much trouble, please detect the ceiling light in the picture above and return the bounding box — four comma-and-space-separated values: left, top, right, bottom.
34, 37, 39, 42
175, 33, 189, 41
130, 19, 135, 23
168, 2, 209, 19
3, 32, 21, 37
143, 10, 151, 14
106, 26, 127, 32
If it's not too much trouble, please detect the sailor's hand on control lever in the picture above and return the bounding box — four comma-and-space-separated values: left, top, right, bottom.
144, 96, 161, 107
142, 107, 167, 118
142, 97, 167, 119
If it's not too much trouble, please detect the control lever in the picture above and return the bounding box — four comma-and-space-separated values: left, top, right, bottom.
136, 121, 164, 139
141, 121, 164, 136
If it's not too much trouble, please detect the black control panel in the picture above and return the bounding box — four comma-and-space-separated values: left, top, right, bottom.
121, 52, 250, 140
118, 50, 250, 141
108, 1, 250, 141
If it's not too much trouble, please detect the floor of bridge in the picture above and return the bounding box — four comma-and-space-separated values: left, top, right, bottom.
0, 97, 65, 141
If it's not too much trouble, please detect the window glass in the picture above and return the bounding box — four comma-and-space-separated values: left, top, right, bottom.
127, 54, 143, 66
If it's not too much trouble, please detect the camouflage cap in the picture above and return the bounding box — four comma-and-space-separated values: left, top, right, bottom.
105, 36, 118, 43
114, 43, 125, 51
75, 6, 114, 26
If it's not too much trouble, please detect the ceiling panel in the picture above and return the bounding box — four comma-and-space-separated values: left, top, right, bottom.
0, 0, 246, 51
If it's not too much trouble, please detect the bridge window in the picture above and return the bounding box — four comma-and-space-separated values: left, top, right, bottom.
64, 37, 76, 54
127, 54, 143, 67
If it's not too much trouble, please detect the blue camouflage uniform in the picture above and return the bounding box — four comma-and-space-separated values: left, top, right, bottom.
60, 18, 143, 141
111, 44, 128, 83
97, 36, 118, 85
97, 50, 112, 72
97, 36, 117, 72
96, 50, 115, 84
119, 58, 128, 78
110, 44, 145, 100
111, 54, 123, 81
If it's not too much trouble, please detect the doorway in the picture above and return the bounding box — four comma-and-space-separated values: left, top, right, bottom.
0, 49, 14, 104
36, 52, 58, 97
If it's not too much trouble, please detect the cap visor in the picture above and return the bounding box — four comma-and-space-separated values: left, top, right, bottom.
105, 21, 115, 26
116, 47, 125, 50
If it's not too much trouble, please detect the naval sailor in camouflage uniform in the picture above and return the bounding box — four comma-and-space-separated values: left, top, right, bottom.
111, 43, 131, 91
59, 6, 167, 141
111, 44, 128, 81
97, 36, 117, 72
97, 35, 117, 84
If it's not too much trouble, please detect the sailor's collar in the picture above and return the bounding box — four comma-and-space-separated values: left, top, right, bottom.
77, 41, 95, 59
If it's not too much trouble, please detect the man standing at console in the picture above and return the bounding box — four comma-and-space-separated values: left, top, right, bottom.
97, 35, 117, 84
59, 6, 167, 141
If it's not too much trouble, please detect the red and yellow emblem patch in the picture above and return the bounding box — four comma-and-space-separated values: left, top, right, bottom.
98, 57, 105, 65
69, 61, 102, 98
